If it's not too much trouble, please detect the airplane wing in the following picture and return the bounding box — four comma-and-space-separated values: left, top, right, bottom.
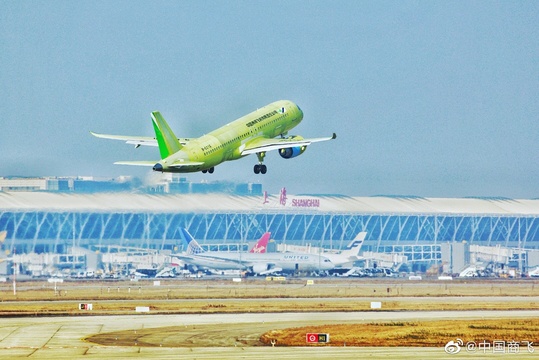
90, 132, 191, 148
112, 160, 204, 168
174, 253, 249, 271
240, 133, 336, 155
258, 267, 283, 276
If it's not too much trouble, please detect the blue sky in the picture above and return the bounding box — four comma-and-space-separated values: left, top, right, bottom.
1, 1, 538, 198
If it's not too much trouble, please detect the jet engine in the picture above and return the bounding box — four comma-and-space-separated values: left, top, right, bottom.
252, 263, 270, 274
279, 136, 307, 159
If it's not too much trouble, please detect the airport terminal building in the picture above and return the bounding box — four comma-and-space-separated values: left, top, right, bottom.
1, 191, 539, 269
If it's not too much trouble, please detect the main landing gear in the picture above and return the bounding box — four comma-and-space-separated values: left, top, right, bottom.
254, 151, 267, 174
254, 164, 267, 174
202, 167, 214, 174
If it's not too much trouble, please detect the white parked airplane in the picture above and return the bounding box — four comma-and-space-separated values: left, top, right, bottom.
175, 228, 334, 275
320, 232, 366, 268
528, 267, 539, 278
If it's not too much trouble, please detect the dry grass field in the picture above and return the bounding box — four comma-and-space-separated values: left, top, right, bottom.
1, 297, 539, 316
260, 319, 539, 347
1, 278, 539, 315
2, 278, 539, 299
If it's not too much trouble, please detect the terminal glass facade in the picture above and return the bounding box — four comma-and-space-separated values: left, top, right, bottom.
1, 211, 538, 254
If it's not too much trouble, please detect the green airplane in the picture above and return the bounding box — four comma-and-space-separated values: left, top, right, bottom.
91, 100, 336, 174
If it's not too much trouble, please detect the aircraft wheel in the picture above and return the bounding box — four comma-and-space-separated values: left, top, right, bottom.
254, 164, 260, 174
260, 165, 267, 174
208, 167, 214, 174
202, 169, 207, 174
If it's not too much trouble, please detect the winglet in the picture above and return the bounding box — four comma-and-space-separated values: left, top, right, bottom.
151, 111, 183, 159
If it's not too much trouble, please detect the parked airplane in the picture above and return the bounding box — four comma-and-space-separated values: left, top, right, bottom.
186, 230, 271, 256
175, 228, 334, 275
320, 232, 366, 267
91, 100, 336, 174
528, 267, 539, 278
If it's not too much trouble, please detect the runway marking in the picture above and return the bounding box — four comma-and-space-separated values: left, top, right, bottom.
0, 327, 18, 343
42, 325, 63, 348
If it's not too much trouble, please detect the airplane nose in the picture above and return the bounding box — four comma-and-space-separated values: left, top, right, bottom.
296, 104, 304, 121
153, 163, 163, 172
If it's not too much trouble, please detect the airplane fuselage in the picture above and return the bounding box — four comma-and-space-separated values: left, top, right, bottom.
92, 99, 335, 174
158, 100, 303, 172
177, 251, 334, 273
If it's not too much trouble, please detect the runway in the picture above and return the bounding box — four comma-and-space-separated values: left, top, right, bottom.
1, 310, 538, 359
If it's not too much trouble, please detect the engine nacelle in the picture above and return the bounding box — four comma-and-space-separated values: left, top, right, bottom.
279, 145, 307, 159
279, 136, 307, 159
252, 263, 270, 274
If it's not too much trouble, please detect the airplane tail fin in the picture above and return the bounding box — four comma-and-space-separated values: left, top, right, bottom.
249, 232, 271, 253
151, 111, 183, 159
341, 231, 367, 256
354, 231, 367, 242
179, 228, 205, 255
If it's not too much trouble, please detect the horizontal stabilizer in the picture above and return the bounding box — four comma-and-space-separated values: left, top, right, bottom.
113, 161, 157, 167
